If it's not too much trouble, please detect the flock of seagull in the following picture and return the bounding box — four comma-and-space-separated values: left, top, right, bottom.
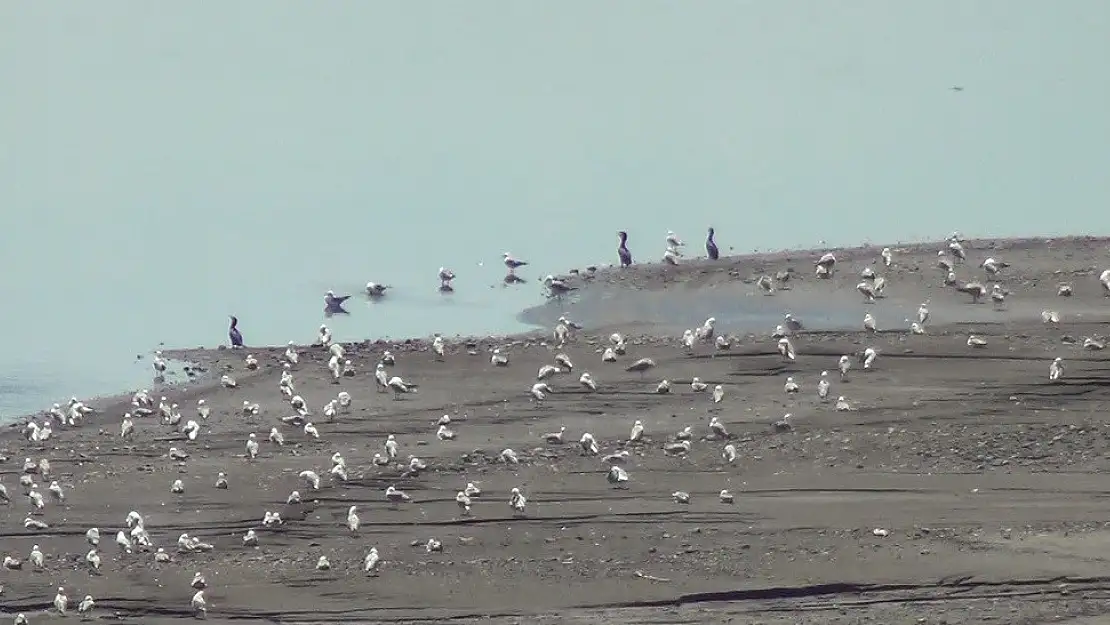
3, 230, 1110, 623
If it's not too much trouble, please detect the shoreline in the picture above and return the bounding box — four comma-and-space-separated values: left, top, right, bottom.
8, 234, 1110, 426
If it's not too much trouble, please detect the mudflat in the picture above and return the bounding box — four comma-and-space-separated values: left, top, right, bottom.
3, 236, 1110, 625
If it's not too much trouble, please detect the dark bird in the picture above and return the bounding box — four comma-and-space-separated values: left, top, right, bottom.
324, 290, 351, 316
706, 227, 719, 260
617, 231, 633, 268
228, 316, 244, 348
950, 86, 964, 92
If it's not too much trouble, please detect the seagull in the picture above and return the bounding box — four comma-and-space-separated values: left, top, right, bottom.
438, 267, 456, 292
835, 396, 854, 411
967, 334, 988, 348
712, 385, 724, 403
1049, 357, 1064, 381
436, 424, 456, 441
709, 416, 729, 439
324, 290, 351, 315
777, 337, 796, 361
299, 470, 321, 490
815, 252, 836, 277
1042, 310, 1061, 324
544, 426, 566, 444
503, 253, 528, 273
863, 313, 877, 333
607, 465, 629, 488
530, 382, 553, 401
455, 491, 472, 515
783, 377, 799, 394
491, 348, 510, 366
696, 317, 716, 341
909, 320, 926, 335
1083, 337, 1105, 350
364, 547, 381, 574
861, 347, 878, 369
857, 281, 877, 302
544, 275, 578, 299
215, 472, 228, 489
719, 489, 735, 504
956, 280, 988, 304
191, 590, 207, 618
385, 485, 411, 505
838, 355, 851, 379
817, 371, 830, 400
431, 333, 446, 360
388, 376, 417, 399
881, 247, 892, 267
617, 231, 633, 267
554, 352, 574, 371
365, 282, 390, 298
981, 257, 1009, 275
691, 377, 708, 392
662, 247, 680, 265
784, 313, 804, 333
152, 350, 168, 378
722, 444, 737, 464
757, 274, 776, 294
580, 432, 599, 455
285, 341, 299, 365
509, 487, 527, 516
625, 358, 656, 376
629, 420, 645, 442
918, 301, 930, 325
579, 372, 598, 391
346, 505, 360, 532
78, 595, 95, 616
672, 491, 691, 504
537, 364, 560, 380
656, 379, 671, 394
54, 586, 68, 615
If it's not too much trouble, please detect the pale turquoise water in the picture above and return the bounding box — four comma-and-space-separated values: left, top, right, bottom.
2, 2, 1109, 419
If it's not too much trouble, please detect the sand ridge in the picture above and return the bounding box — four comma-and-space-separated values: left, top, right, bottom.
2, 236, 1110, 624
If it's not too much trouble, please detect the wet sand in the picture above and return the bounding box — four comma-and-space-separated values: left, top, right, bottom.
3, 236, 1110, 624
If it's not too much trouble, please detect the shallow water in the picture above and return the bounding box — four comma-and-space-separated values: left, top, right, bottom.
2, 2, 1109, 419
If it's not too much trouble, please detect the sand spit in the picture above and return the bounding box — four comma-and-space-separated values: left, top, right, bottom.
2, 236, 1110, 624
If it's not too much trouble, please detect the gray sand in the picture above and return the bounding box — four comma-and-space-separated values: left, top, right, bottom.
2, 236, 1110, 624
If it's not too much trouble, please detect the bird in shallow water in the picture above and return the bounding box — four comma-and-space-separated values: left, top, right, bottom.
228, 315, 244, 348
503, 253, 528, 274
365, 282, 390, 298
324, 290, 351, 316
617, 231, 633, 267
706, 227, 719, 260
438, 267, 456, 292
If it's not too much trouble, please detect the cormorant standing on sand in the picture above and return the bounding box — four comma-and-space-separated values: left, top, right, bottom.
617, 231, 633, 268
229, 316, 244, 348
706, 227, 719, 260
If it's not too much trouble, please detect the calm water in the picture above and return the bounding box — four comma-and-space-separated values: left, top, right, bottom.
2, 2, 1108, 419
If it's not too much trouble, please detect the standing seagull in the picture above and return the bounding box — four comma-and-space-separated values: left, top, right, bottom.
544, 275, 578, 300
1049, 357, 1064, 381
503, 253, 528, 274
617, 231, 633, 268
438, 267, 456, 292
324, 291, 351, 316
228, 316, 244, 348
706, 227, 719, 260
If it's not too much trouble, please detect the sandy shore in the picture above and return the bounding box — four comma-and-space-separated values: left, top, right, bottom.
3, 236, 1110, 624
